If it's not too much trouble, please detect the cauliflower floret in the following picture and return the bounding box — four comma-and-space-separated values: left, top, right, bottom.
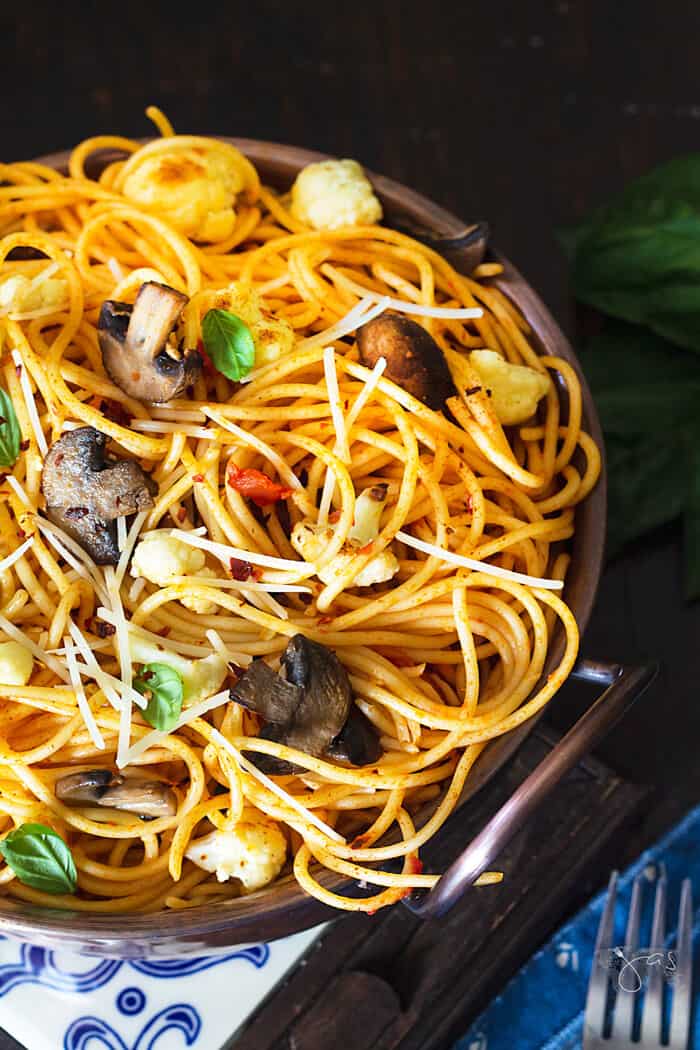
470, 349, 551, 426
185, 819, 287, 891
291, 485, 398, 588
131, 531, 206, 586
0, 273, 67, 315
290, 159, 382, 230
122, 148, 245, 242
209, 283, 295, 368
0, 641, 33, 685
128, 636, 227, 705
131, 531, 220, 613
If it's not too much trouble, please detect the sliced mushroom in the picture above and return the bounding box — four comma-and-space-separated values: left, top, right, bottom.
327, 707, 381, 765
386, 219, 489, 274
98, 281, 202, 402
230, 635, 354, 774
55, 769, 177, 819
41, 427, 157, 564
357, 312, 456, 410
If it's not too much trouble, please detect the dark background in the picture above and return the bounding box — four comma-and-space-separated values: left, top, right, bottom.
2, 0, 699, 889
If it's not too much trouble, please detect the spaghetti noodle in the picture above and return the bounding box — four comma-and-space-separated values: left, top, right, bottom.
0, 108, 600, 913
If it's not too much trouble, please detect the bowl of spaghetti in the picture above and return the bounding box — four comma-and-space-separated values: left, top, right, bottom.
0, 108, 609, 956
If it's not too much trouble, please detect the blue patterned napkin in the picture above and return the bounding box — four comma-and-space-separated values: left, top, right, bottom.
455, 806, 700, 1050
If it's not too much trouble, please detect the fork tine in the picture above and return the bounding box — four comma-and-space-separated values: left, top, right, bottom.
584, 871, 618, 1040
640, 867, 667, 1043
668, 878, 693, 1049
611, 872, 644, 1039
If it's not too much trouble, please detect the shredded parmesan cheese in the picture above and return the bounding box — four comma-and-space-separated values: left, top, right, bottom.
115, 510, 148, 588
34, 517, 109, 607
122, 688, 231, 766
170, 529, 310, 575
297, 295, 390, 351
11, 350, 47, 457
116, 516, 127, 553
64, 635, 105, 750
0, 612, 69, 683
394, 530, 564, 590
208, 729, 345, 844
6, 476, 33, 509
0, 536, 34, 575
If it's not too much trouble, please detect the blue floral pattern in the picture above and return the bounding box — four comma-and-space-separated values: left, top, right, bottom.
0, 938, 271, 1048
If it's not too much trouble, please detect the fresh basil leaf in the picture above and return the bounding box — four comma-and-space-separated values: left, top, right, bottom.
0, 388, 21, 468
563, 155, 700, 352
0, 822, 77, 894
134, 662, 184, 731
201, 309, 256, 381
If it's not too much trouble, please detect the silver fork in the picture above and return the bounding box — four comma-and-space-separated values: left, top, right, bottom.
583, 869, 693, 1049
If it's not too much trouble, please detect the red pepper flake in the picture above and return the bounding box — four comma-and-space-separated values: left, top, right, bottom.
197, 338, 216, 376
95, 621, 116, 638
351, 833, 370, 849
226, 462, 293, 508
465, 494, 473, 512
465, 385, 482, 396
328, 510, 341, 524
229, 558, 261, 582
357, 541, 374, 555
176, 507, 187, 523
53, 453, 64, 466
14, 364, 22, 378
406, 855, 423, 876
17, 528, 26, 539
192, 474, 204, 483
318, 614, 334, 626
19, 439, 30, 451
99, 399, 130, 427
159, 627, 171, 638
366, 908, 377, 917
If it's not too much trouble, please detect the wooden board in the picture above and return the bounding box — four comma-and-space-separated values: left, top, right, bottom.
227, 727, 648, 1050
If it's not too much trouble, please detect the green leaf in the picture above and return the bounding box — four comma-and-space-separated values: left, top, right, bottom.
201, 309, 256, 381
0, 388, 21, 468
134, 662, 184, 731
563, 155, 700, 352
0, 822, 77, 894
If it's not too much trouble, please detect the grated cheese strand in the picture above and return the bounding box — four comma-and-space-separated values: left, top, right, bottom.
34, 517, 109, 607
64, 636, 105, 750
0, 612, 69, 683
395, 530, 564, 590
171, 529, 310, 575
115, 510, 148, 588
68, 621, 146, 712
297, 295, 390, 351
116, 516, 127, 553
6, 475, 33, 509
208, 729, 345, 844
203, 408, 302, 490
122, 688, 231, 766
11, 350, 48, 457
0, 536, 34, 575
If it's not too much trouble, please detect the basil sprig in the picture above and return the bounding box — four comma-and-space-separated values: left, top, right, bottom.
0, 388, 21, 468
201, 309, 256, 381
0, 822, 77, 894
134, 662, 184, 731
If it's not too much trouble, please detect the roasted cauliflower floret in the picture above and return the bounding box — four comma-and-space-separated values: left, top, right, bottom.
208, 283, 295, 368
0, 641, 33, 685
291, 485, 398, 587
0, 273, 67, 315
470, 349, 551, 426
290, 159, 382, 230
121, 148, 245, 242
130, 531, 219, 614
185, 819, 287, 891
128, 635, 227, 705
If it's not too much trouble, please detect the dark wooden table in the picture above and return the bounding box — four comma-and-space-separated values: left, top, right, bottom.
1, 0, 698, 1040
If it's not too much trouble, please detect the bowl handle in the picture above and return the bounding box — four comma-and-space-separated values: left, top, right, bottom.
403, 658, 658, 919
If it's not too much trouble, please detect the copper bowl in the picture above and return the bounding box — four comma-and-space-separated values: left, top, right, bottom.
0, 141, 624, 957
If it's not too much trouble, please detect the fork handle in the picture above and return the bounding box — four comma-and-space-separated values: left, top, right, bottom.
404, 658, 658, 919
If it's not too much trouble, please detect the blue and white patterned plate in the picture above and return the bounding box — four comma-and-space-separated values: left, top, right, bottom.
0, 926, 322, 1049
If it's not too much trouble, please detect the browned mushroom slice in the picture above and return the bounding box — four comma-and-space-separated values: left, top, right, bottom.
55, 769, 177, 819
357, 312, 456, 410
98, 281, 202, 402
230, 635, 354, 774
327, 707, 381, 765
41, 427, 157, 564
385, 219, 489, 274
